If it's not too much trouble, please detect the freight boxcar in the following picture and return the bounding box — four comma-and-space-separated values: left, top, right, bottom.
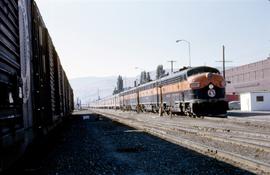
0, 0, 73, 171
0, 0, 23, 140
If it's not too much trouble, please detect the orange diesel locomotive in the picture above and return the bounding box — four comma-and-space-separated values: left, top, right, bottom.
91, 66, 228, 117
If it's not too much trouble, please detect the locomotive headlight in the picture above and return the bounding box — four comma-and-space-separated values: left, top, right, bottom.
190, 82, 200, 89
209, 84, 214, 89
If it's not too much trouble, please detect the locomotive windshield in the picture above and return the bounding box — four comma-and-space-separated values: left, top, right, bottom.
187, 67, 220, 77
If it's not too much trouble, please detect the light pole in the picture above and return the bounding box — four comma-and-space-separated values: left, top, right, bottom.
97, 88, 100, 100
176, 39, 191, 67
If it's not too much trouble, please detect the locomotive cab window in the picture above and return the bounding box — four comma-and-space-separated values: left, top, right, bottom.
187, 67, 220, 77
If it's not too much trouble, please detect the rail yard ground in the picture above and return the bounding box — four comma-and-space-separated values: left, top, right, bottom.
3, 112, 256, 175
81, 109, 270, 175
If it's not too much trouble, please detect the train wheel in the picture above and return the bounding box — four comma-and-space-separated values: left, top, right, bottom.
155, 106, 159, 113
185, 103, 194, 117
151, 105, 154, 113
136, 105, 140, 113
141, 105, 146, 113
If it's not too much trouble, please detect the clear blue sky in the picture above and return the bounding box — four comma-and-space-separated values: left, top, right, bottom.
35, 0, 270, 79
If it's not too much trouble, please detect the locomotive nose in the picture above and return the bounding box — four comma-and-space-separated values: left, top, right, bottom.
206, 73, 225, 88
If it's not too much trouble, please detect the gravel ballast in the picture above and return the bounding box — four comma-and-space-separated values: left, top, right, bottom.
5, 114, 254, 175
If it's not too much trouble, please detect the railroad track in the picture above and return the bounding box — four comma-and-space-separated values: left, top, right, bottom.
149, 119, 270, 147
149, 122, 270, 150
210, 118, 270, 128
130, 118, 270, 164
88, 109, 270, 174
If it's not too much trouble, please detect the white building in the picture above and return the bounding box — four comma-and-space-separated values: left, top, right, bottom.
240, 92, 270, 111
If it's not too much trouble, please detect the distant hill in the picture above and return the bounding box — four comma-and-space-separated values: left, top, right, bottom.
69, 76, 136, 104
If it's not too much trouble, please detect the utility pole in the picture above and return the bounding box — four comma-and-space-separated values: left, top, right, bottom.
216, 45, 232, 81
222, 45, 225, 80
168, 60, 176, 73
97, 88, 100, 100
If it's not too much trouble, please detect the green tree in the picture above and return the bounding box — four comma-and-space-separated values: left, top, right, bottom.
156, 65, 165, 79
146, 72, 151, 82
140, 71, 147, 84
113, 75, 123, 94
117, 75, 123, 92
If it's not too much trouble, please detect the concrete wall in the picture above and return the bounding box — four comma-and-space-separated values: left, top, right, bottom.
226, 58, 270, 95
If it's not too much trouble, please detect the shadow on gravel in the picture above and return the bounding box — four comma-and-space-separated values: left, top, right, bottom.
116, 146, 144, 153
2, 117, 73, 175
3, 113, 255, 175
228, 111, 270, 117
